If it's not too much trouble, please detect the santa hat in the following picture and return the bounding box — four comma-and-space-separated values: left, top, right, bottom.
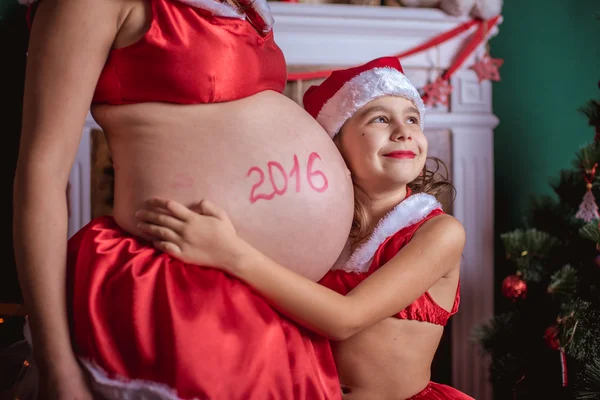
303, 57, 425, 138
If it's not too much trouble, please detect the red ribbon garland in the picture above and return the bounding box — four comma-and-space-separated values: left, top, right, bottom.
288, 18, 478, 81
560, 348, 568, 386
287, 15, 501, 86
421, 15, 499, 104
394, 19, 479, 60
442, 16, 500, 80
583, 163, 598, 186
25, 4, 34, 31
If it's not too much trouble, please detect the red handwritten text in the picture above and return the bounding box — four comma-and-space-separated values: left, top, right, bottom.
248, 152, 329, 204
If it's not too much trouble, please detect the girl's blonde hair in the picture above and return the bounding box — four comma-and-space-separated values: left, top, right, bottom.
349, 157, 455, 249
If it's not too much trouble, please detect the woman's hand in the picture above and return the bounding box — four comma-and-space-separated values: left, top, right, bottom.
135, 198, 246, 269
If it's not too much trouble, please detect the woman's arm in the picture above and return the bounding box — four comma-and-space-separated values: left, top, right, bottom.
13, 0, 124, 396
136, 199, 466, 341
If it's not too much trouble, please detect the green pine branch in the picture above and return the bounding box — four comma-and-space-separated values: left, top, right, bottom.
572, 142, 600, 171
548, 265, 578, 298
501, 229, 559, 257
561, 299, 600, 362
580, 220, 600, 245
472, 312, 526, 390
501, 229, 560, 282
578, 99, 600, 130
551, 170, 588, 211
472, 311, 521, 353
530, 196, 584, 242
577, 358, 600, 400
489, 353, 523, 391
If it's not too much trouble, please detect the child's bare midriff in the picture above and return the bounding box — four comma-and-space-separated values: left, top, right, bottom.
334, 318, 444, 400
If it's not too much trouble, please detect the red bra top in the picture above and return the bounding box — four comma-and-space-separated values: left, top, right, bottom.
319, 192, 460, 327
92, 0, 287, 105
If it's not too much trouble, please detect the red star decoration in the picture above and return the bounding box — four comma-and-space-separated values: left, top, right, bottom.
470, 53, 504, 83
422, 78, 453, 107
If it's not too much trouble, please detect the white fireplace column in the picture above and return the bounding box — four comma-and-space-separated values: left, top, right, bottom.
68, 124, 92, 240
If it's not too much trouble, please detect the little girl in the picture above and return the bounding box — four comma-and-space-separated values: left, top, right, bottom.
136, 57, 472, 400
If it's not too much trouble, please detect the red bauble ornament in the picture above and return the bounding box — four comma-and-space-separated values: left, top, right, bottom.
544, 325, 561, 350
502, 274, 527, 301
595, 254, 600, 268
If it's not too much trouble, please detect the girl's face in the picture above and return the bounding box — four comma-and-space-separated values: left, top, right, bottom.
336, 96, 427, 194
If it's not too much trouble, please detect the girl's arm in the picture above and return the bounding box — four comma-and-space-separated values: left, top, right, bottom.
14, 0, 124, 396
136, 199, 465, 341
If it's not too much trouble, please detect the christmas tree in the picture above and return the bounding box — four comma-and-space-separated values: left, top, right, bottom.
475, 83, 600, 399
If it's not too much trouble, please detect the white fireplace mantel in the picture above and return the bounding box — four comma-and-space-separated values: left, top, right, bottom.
69, 4, 499, 399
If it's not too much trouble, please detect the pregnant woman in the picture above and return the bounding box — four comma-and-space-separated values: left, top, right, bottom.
12, 0, 354, 398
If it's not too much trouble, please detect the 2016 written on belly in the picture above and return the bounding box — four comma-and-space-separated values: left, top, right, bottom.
248, 152, 329, 204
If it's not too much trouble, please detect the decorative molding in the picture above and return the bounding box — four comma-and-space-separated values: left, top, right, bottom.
451, 127, 495, 400
452, 69, 493, 113
426, 112, 498, 129
68, 128, 91, 239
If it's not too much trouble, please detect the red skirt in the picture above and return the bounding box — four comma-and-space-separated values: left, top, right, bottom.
407, 382, 474, 400
67, 216, 341, 400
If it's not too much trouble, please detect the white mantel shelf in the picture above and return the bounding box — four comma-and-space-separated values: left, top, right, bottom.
269, 2, 500, 69
73, 4, 499, 400
269, 2, 474, 37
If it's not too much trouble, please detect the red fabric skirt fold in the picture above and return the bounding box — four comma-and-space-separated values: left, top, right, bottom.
67, 216, 340, 400
407, 382, 475, 400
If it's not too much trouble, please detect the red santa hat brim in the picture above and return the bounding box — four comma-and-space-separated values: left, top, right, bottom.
306, 61, 426, 138
317, 66, 425, 137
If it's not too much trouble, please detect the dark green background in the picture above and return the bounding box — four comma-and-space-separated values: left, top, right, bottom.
491, 0, 600, 234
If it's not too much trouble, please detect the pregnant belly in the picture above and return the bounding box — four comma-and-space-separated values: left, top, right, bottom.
100, 92, 355, 281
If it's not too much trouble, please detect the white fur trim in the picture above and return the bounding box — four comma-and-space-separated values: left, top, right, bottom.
18, 325, 192, 400
317, 67, 426, 138
80, 358, 202, 400
179, 0, 274, 29
178, 0, 243, 18
248, 0, 275, 33
472, 0, 503, 20
335, 193, 441, 274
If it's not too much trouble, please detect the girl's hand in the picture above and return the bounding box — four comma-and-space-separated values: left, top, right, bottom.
135, 198, 245, 269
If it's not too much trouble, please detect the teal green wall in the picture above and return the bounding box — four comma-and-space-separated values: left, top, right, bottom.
491, 0, 600, 232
